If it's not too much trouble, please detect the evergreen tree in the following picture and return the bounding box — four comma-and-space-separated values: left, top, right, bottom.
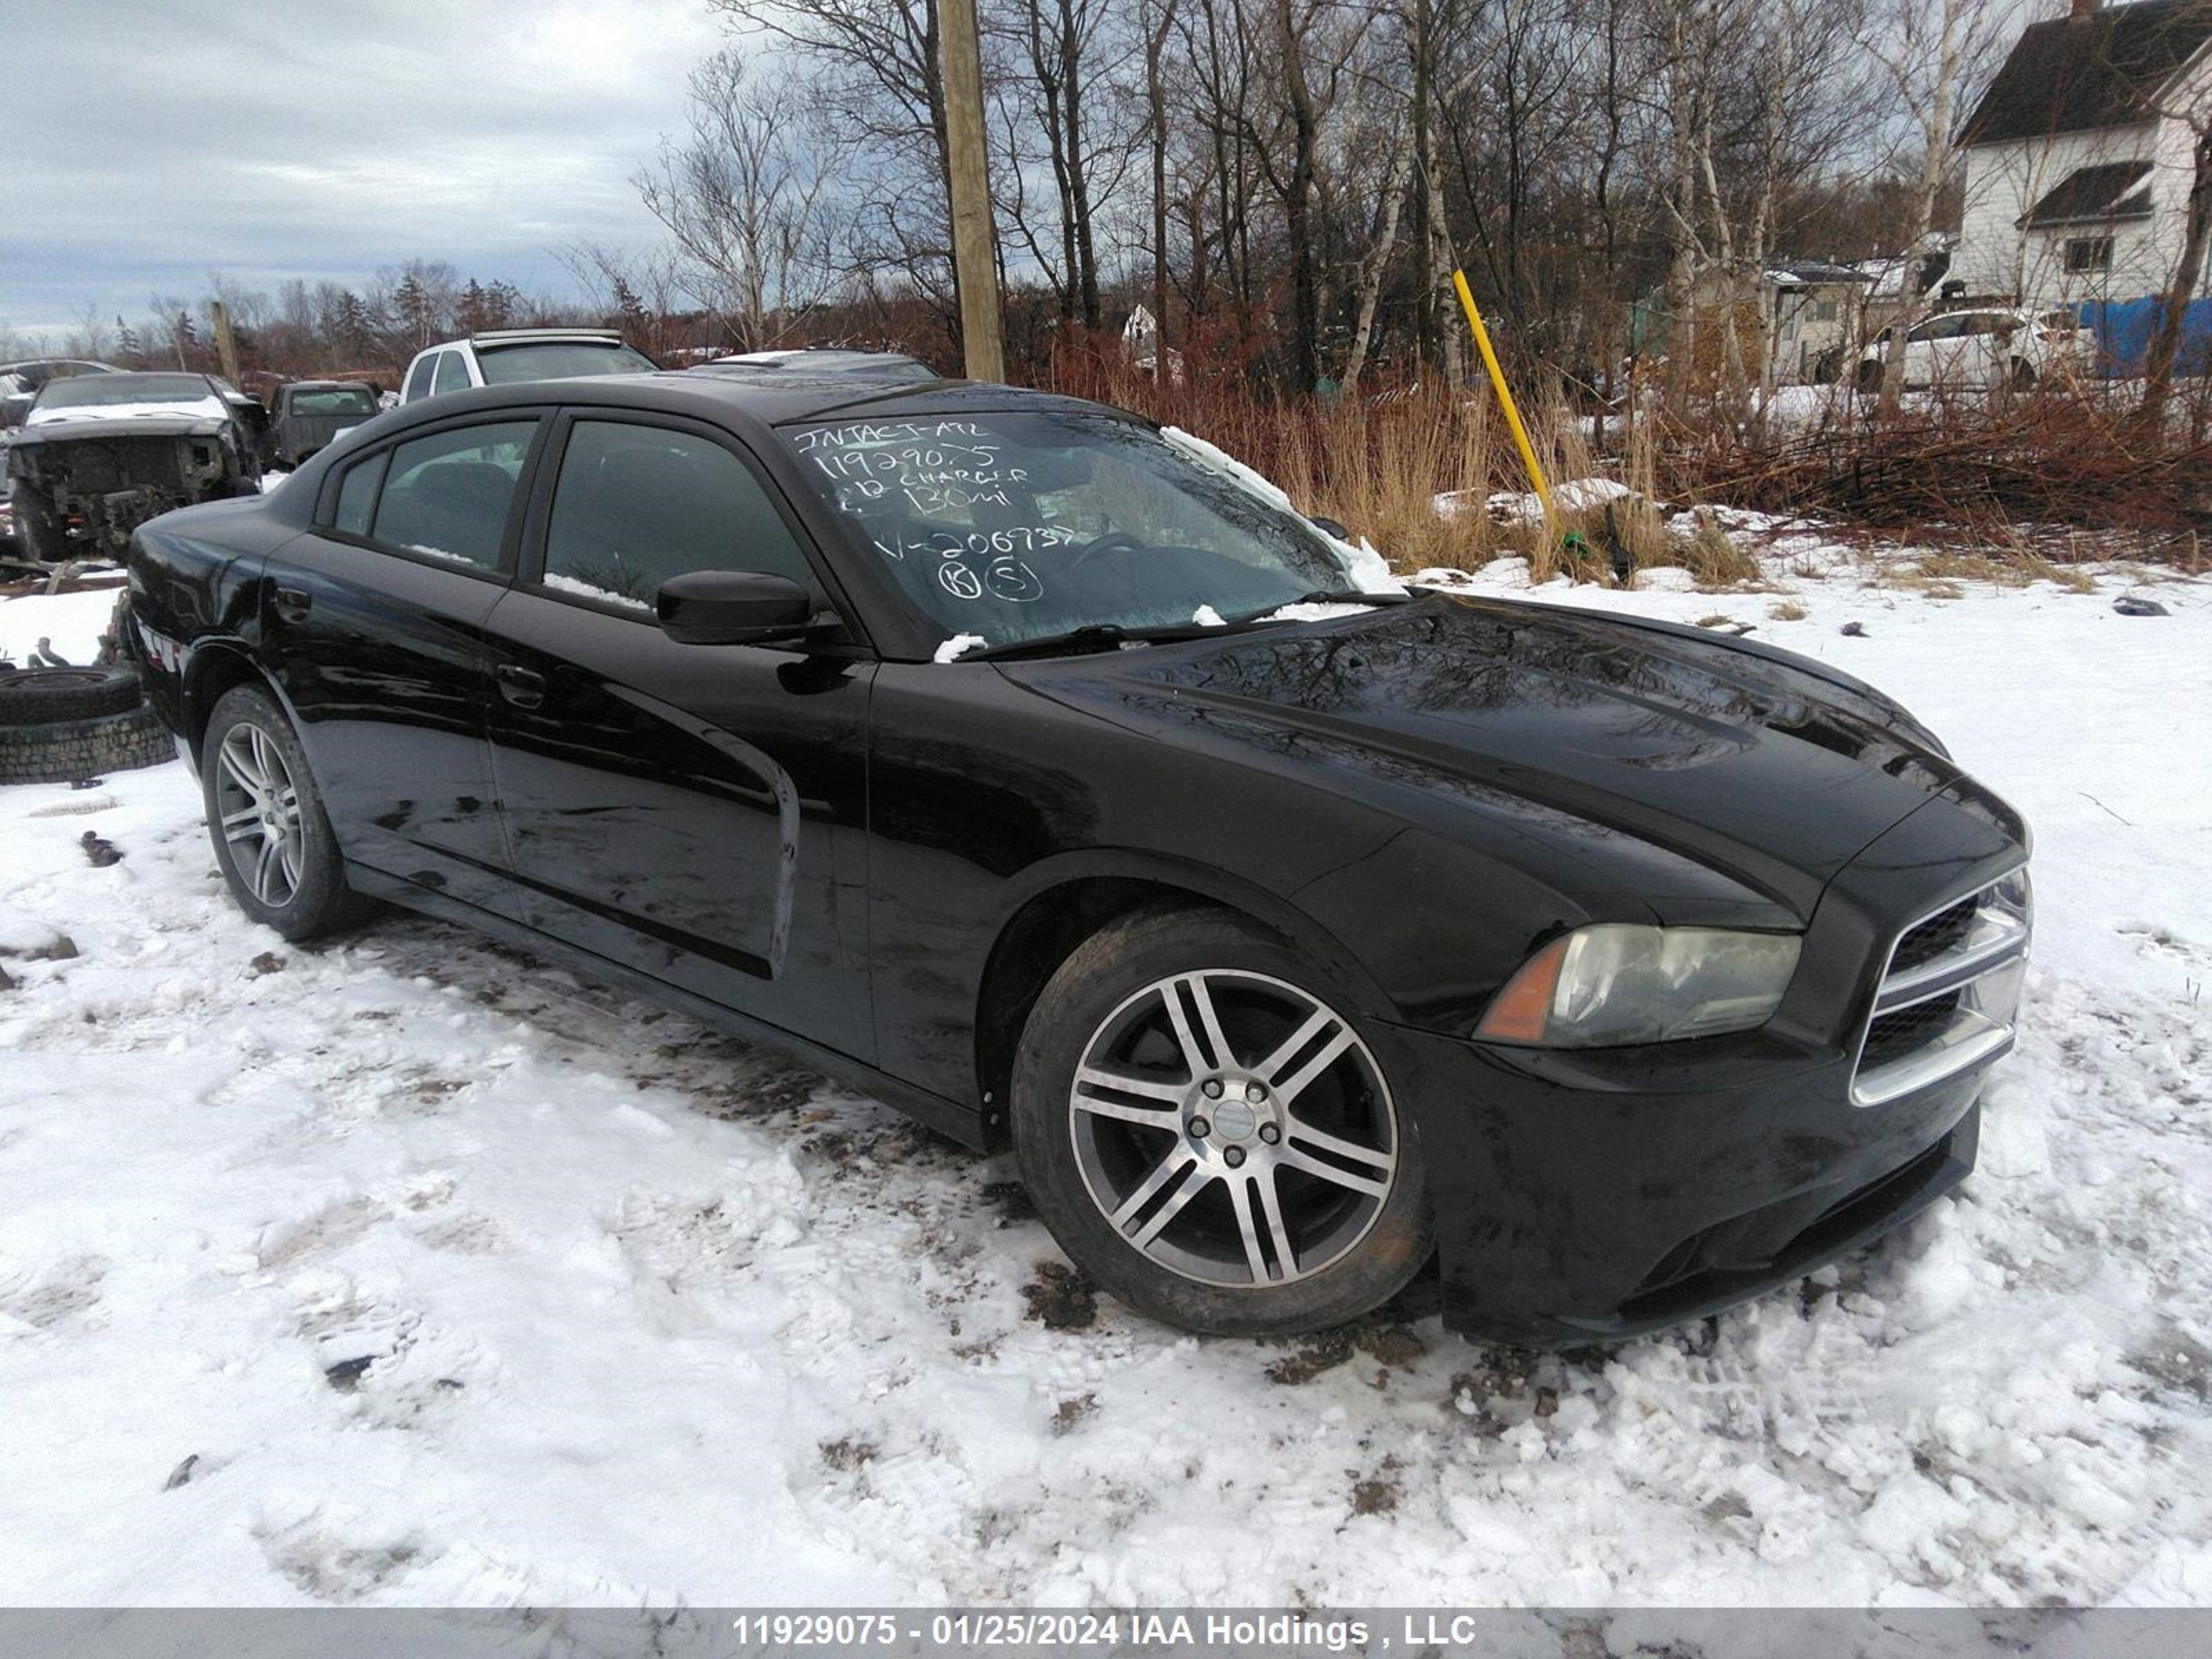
388, 274, 433, 350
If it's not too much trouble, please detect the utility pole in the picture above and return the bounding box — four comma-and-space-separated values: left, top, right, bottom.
941, 0, 1005, 382
209, 300, 242, 385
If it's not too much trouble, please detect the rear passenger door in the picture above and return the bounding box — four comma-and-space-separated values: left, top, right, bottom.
480, 411, 877, 1058
262, 412, 548, 917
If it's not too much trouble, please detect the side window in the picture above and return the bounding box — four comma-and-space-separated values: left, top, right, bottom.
540, 420, 815, 614
333, 449, 390, 537
431, 351, 471, 396
403, 355, 435, 403
370, 420, 537, 569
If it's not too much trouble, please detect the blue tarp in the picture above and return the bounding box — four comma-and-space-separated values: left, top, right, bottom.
2075, 296, 2212, 377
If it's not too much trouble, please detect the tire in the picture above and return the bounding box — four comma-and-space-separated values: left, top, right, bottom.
10, 487, 66, 563
200, 684, 373, 941
0, 704, 172, 785
0, 666, 142, 727
2011, 357, 2038, 392
1011, 907, 1432, 1337
1855, 360, 1884, 397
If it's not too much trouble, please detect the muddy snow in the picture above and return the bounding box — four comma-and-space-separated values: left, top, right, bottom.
1, 547, 2207, 1607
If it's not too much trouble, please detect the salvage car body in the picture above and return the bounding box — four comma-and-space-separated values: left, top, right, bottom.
121, 372, 2031, 1344
269, 379, 381, 466
8, 373, 263, 559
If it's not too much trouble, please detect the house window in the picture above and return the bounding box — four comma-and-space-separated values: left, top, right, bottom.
2065, 236, 2114, 274
1810, 299, 1839, 321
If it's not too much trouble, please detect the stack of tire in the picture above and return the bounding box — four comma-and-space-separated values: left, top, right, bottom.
0, 666, 171, 785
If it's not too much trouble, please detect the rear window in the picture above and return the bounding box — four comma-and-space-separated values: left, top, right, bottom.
289, 388, 377, 416
476, 341, 655, 384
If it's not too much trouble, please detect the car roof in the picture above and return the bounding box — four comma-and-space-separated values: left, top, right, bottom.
362, 368, 1114, 431
704, 348, 928, 368
0, 357, 122, 375
410, 330, 630, 357
283, 379, 375, 391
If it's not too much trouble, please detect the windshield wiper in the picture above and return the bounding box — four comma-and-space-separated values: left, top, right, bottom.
1282, 588, 1412, 607
968, 621, 1244, 662
968, 590, 1412, 662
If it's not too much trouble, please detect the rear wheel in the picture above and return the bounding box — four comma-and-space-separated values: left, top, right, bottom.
2010, 357, 2038, 392
1012, 908, 1431, 1336
1855, 359, 1884, 397
201, 685, 373, 940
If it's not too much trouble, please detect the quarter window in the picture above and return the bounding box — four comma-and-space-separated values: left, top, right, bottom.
369, 421, 537, 569
333, 449, 389, 537
403, 355, 435, 403
541, 420, 815, 613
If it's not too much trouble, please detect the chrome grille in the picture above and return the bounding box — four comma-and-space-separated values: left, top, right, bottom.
1852, 867, 2031, 1108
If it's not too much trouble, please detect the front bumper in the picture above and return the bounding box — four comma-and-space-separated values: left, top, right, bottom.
1385, 1018, 1983, 1346
1388, 781, 2027, 1348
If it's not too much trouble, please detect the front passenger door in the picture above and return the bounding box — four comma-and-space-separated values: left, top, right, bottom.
481, 413, 876, 1059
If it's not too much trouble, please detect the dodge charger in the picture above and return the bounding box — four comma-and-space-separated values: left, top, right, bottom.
123, 369, 2032, 1344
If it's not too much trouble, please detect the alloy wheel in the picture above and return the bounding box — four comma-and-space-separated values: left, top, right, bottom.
214, 721, 306, 908
1067, 969, 1398, 1288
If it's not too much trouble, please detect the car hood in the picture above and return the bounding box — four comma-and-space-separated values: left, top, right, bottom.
1008, 594, 1974, 915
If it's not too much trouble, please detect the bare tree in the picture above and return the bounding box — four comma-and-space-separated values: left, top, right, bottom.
713, 0, 961, 319
1867, 0, 2003, 417
636, 46, 848, 347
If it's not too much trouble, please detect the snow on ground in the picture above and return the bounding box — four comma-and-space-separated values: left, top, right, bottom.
1, 549, 2209, 1609
0, 582, 122, 666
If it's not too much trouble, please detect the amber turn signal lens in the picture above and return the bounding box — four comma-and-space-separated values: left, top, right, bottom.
1476, 936, 1569, 1044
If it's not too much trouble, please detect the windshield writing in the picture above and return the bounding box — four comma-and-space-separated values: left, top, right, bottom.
784, 412, 1345, 651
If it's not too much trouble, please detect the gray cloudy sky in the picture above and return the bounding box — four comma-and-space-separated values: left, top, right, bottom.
0, 0, 731, 341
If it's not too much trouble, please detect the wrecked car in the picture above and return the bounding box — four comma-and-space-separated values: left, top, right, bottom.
268, 379, 382, 467
6, 372, 263, 561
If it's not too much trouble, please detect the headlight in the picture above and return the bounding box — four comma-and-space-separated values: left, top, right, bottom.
1477, 926, 1802, 1047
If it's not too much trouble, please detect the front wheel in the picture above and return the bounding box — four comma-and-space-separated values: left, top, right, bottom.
1012, 908, 1432, 1336
10, 487, 67, 563
201, 685, 373, 941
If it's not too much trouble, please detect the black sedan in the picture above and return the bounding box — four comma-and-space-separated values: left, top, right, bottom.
122, 370, 2032, 1345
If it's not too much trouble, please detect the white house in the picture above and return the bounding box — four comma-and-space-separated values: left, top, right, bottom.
1955, 0, 2212, 309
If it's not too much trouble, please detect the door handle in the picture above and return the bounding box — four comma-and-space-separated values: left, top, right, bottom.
273, 585, 312, 624
496, 664, 546, 709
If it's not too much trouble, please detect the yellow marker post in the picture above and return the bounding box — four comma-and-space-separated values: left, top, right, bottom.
1452, 268, 1557, 531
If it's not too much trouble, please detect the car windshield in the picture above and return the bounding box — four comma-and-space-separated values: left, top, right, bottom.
782, 411, 1353, 652
476, 341, 655, 384
288, 387, 377, 415
34, 373, 212, 411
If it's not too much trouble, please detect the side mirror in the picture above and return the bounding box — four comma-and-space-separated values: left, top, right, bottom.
657, 569, 818, 646
1309, 515, 1351, 540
